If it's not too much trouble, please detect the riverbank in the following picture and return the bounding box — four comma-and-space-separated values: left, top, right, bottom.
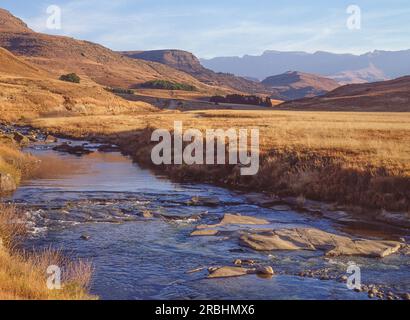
0, 128, 95, 300
27, 110, 410, 216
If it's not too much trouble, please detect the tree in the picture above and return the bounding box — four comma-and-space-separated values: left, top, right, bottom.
59, 73, 80, 84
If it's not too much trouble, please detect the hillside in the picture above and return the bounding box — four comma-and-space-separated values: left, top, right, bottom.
279, 76, 410, 111
261, 71, 340, 100
201, 50, 408, 83
120, 49, 270, 94
0, 9, 211, 92
0, 47, 154, 121
0, 47, 47, 77
0, 8, 32, 32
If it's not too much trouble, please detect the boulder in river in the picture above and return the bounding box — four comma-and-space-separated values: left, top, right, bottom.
208, 266, 254, 279
207, 265, 275, 279
240, 228, 403, 258
0, 173, 17, 193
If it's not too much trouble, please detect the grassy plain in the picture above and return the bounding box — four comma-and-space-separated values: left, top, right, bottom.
29, 109, 410, 212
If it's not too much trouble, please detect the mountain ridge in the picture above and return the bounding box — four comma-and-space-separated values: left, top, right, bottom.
120, 49, 271, 94
0, 9, 215, 92
201, 49, 410, 84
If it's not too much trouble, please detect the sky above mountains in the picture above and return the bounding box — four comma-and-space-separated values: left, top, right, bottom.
3, 0, 410, 58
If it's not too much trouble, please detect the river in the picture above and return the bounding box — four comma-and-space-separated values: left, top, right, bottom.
5, 132, 410, 300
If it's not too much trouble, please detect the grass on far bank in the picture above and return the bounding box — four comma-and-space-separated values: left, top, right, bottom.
28, 109, 410, 212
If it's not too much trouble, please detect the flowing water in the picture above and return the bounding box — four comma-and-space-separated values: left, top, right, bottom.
5, 132, 410, 300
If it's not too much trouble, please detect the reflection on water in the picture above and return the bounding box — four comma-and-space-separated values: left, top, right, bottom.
8, 140, 410, 300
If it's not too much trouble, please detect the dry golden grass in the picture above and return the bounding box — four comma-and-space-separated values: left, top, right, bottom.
0, 204, 94, 300
0, 142, 38, 184
30, 110, 410, 174
29, 109, 410, 211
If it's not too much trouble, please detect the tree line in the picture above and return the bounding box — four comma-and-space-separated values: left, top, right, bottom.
210, 94, 273, 107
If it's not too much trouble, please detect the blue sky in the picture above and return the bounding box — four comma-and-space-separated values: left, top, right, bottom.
2, 0, 410, 58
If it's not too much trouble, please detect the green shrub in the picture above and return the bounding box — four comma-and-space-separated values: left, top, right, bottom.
59, 73, 81, 84
140, 80, 196, 91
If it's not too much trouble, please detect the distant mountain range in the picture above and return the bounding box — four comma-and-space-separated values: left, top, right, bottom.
201, 50, 410, 84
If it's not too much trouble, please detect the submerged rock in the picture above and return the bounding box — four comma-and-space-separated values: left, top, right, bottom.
188, 196, 220, 207
244, 193, 282, 207
97, 144, 120, 152
240, 228, 403, 258
80, 234, 91, 241
190, 229, 219, 237
53, 143, 93, 156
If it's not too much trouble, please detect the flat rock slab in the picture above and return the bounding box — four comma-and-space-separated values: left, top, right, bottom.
191, 229, 219, 237
197, 214, 269, 231
240, 228, 403, 258
208, 266, 255, 279
207, 266, 275, 279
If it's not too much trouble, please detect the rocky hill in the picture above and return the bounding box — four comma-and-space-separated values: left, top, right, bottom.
0, 46, 153, 122
261, 71, 340, 100
0, 9, 210, 91
120, 49, 270, 94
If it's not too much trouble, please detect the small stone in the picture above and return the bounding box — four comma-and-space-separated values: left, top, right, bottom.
80, 234, 90, 241
368, 293, 375, 299
142, 210, 153, 218
257, 266, 274, 276
401, 293, 410, 300
234, 259, 242, 265
340, 275, 348, 282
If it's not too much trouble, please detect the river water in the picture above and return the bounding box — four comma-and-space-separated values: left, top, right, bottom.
7, 137, 410, 300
